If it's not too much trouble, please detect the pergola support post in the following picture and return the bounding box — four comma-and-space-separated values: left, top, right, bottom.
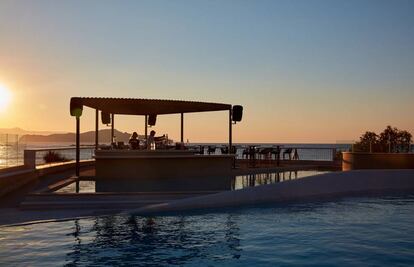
111, 113, 115, 143
76, 116, 80, 177
95, 109, 99, 150
145, 115, 148, 139
181, 113, 184, 143
229, 108, 234, 168
229, 108, 232, 153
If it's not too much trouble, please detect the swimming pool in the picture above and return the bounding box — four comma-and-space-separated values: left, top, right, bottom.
1, 194, 414, 266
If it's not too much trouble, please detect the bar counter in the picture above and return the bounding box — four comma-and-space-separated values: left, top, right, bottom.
94, 150, 235, 192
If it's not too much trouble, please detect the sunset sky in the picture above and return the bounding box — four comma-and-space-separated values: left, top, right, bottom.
0, 0, 413, 143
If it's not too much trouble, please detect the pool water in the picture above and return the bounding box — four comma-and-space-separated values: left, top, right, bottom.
1, 195, 414, 266
234, 170, 329, 190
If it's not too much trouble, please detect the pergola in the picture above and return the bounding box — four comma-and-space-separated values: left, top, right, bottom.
70, 97, 241, 176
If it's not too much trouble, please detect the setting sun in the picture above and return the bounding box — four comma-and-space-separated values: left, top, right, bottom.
0, 83, 12, 112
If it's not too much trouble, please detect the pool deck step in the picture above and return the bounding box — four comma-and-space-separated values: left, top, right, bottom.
20, 200, 165, 210
20, 191, 218, 210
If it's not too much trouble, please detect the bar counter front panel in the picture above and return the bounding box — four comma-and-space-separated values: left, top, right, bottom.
95, 150, 235, 192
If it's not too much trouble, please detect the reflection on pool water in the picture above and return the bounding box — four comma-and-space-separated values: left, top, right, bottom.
55, 170, 329, 193
234, 170, 329, 190
1, 195, 414, 266
55, 180, 96, 193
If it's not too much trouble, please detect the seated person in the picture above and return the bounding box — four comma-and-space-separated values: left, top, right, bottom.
129, 132, 140, 150
175, 142, 187, 150
283, 148, 293, 160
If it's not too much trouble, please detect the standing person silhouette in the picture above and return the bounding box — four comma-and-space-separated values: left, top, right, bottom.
293, 148, 299, 160
147, 130, 156, 150
147, 130, 166, 150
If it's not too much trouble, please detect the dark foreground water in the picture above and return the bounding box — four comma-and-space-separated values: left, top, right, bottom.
1, 195, 414, 266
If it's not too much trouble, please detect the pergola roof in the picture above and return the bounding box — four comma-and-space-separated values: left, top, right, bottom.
70, 97, 232, 115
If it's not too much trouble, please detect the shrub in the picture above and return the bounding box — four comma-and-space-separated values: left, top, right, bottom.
354, 126, 412, 153
43, 151, 67, 163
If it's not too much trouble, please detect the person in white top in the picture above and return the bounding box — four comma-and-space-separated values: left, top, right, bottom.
147, 130, 166, 150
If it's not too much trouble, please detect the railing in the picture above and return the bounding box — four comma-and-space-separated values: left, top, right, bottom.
2, 141, 352, 170
194, 145, 342, 161
24, 146, 95, 168
351, 142, 413, 153
0, 134, 26, 169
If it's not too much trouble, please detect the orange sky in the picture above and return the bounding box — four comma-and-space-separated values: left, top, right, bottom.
1, 1, 413, 143
0, 76, 412, 143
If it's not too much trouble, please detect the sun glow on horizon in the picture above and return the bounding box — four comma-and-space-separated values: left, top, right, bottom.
0, 83, 12, 112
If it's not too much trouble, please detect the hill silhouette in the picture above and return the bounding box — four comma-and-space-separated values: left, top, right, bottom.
0, 127, 63, 136
20, 129, 140, 144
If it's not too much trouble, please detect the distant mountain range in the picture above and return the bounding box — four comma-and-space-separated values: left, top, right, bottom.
0, 127, 64, 136
18, 129, 138, 144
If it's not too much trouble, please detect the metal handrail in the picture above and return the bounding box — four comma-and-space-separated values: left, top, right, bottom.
23, 146, 96, 169
24, 145, 95, 152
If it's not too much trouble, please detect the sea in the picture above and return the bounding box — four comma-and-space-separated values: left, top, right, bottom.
0, 140, 412, 169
